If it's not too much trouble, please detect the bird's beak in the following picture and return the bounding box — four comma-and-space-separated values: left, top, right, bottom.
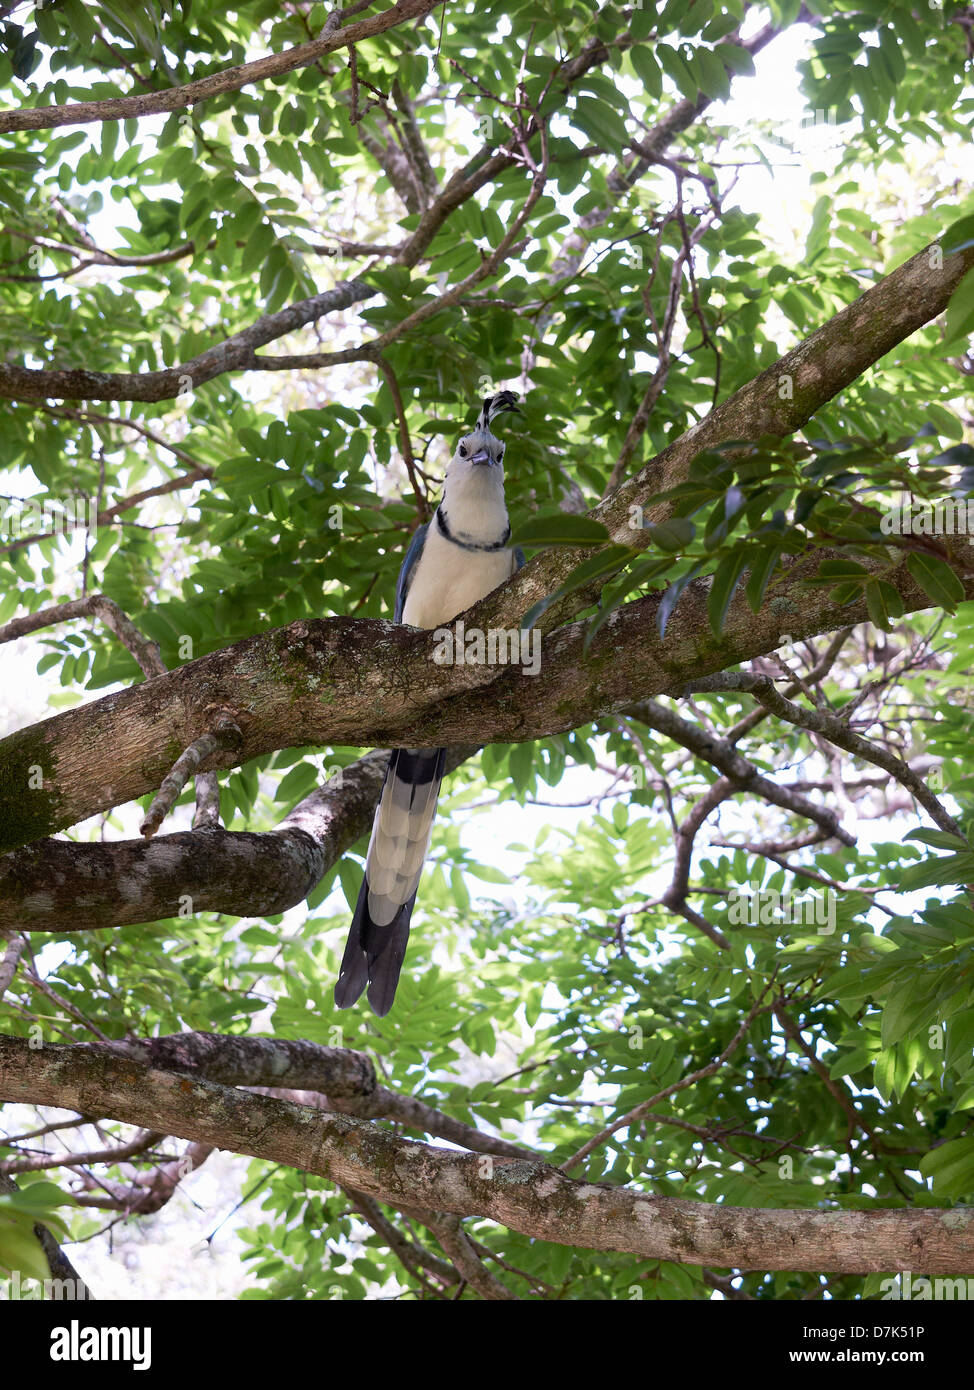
470, 449, 492, 466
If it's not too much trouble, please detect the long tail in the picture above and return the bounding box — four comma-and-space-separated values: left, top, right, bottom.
334, 746, 446, 1015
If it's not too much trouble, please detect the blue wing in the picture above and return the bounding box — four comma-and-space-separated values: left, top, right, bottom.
513, 545, 526, 572
394, 524, 428, 623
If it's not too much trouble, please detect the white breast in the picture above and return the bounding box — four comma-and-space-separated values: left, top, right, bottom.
402, 522, 516, 629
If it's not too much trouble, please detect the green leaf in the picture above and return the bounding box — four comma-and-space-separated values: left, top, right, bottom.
828, 580, 865, 606
630, 44, 662, 98
691, 47, 731, 101
645, 518, 696, 553
817, 558, 871, 578
467, 862, 511, 884
338, 859, 363, 912
880, 980, 937, 1050
0, 1219, 50, 1282
944, 267, 974, 346
658, 562, 705, 637
656, 42, 699, 99
864, 578, 903, 632
919, 1137, 974, 1198
275, 762, 319, 804
571, 97, 630, 153
717, 42, 755, 77
905, 828, 969, 851
583, 554, 676, 650
745, 544, 781, 612
708, 550, 750, 636
513, 514, 610, 547
900, 852, 973, 891
906, 551, 965, 613
942, 214, 974, 258
521, 545, 632, 631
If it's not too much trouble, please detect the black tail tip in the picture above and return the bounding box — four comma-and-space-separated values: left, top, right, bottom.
334, 879, 415, 1016
333, 971, 365, 1011
334, 963, 399, 1017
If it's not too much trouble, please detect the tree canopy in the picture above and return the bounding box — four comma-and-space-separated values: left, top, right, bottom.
1, 0, 974, 1303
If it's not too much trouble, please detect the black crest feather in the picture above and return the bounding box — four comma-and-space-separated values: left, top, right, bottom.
476, 389, 520, 432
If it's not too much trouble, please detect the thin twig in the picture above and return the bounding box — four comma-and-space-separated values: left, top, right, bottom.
561, 973, 780, 1173
140, 715, 242, 838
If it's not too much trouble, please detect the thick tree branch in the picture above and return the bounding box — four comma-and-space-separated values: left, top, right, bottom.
2, 1036, 971, 1274
2, 240, 972, 858
474, 238, 974, 634
34, 1034, 531, 1160
3, 534, 973, 856
0, 746, 478, 931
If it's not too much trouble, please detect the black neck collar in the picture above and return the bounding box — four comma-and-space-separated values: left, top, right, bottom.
436, 507, 511, 552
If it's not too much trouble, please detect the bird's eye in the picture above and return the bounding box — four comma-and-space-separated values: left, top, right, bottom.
458, 443, 467, 457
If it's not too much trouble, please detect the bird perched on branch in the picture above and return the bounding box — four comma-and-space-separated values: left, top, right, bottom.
335, 390, 523, 1015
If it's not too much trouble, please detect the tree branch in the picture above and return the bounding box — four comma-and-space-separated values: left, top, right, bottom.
35, 1033, 531, 1160
0, 278, 376, 402
2, 1036, 971, 1274
3, 532, 972, 856
0, 2, 444, 133
0, 746, 478, 931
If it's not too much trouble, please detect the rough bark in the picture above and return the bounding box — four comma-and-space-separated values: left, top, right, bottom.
0, 746, 481, 930
2, 536, 972, 855
1, 1037, 970, 1275
19, 1033, 530, 1160
476, 239, 974, 634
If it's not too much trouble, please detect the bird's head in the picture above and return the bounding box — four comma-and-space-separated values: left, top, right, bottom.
446, 389, 520, 480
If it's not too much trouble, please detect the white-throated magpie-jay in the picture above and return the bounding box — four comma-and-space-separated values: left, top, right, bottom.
335, 390, 524, 1015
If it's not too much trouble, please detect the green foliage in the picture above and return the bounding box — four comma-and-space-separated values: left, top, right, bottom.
0, 1182, 75, 1282
1, 0, 973, 1302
